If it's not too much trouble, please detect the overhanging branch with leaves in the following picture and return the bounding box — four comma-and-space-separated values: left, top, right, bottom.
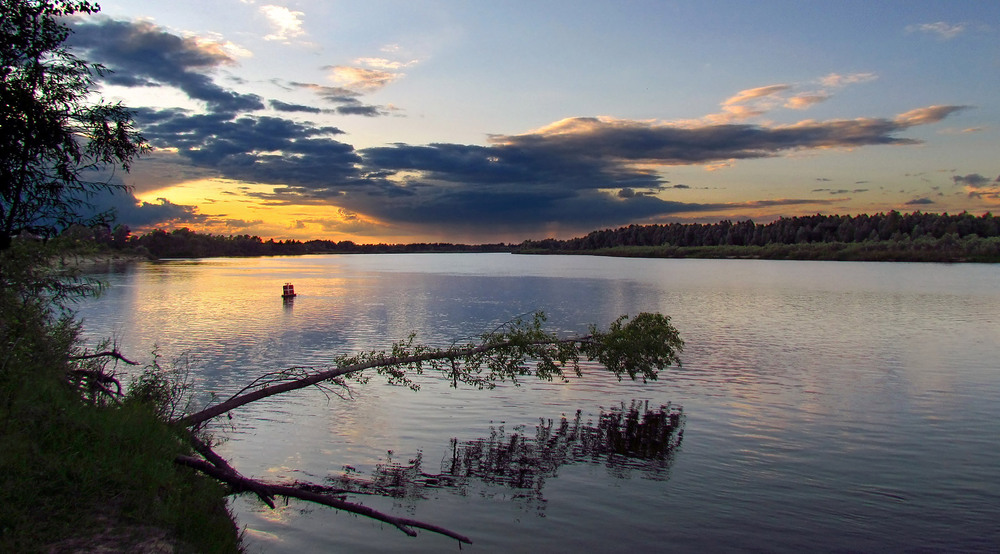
171, 311, 682, 544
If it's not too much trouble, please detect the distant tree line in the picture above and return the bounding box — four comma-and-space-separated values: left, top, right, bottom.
66, 225, 514, 258
44, 210, 1000, 262
519, 211, 998, 251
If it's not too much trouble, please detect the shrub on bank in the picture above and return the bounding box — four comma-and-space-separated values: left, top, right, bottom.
0, 243, 241, 552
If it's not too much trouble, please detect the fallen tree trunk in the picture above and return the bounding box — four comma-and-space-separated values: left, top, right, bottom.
175, 455, 473, 543
170, 311, 683, 543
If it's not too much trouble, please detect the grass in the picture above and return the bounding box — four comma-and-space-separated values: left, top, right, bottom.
0, 245, 241, 552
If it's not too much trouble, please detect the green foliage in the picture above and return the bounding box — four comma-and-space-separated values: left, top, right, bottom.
116, 227, 512, 259
584, 313, 684, 382
519, 211, 1000, 262
125, 349, 192, 421
1, 0, 147, 249
0, 244, 239, 551
332, 311, 681, 392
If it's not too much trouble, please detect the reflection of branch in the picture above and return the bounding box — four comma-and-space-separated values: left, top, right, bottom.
172, 312, 683, 542
326, 401, 685, 506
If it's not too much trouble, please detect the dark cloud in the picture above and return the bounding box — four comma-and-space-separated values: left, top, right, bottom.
489, 113, 970, 169
952, 173, 993, 188
286, 81, 391, 116
65, 17, 972, 235
69, 18, 264, 114
84, 187, 205, 228
270, 100, 325, 114
905, 197, 935, 205
134, 108, 359, 186
223, 218, 264, 229
336, 104, 388, 117
288, 82, 361, 104
139, 105, 965, 231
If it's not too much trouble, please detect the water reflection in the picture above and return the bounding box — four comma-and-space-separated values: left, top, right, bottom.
321, 400, 683, 511
76, 255, 1000, 552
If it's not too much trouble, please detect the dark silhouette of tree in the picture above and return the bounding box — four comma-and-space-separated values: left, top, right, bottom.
0, 0, 146, 250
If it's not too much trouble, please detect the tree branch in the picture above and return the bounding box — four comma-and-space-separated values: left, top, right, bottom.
169, 311, 681, 544
68, 349, 139, 365
174, 455, 473, 544
179, 335, 583, 428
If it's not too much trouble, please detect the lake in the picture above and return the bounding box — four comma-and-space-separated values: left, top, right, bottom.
76, 254, 1000, 552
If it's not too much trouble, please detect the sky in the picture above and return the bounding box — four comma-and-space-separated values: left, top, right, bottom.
67, 0, 1000, 244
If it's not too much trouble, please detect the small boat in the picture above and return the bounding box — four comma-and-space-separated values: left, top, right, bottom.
282, 283, 297, 298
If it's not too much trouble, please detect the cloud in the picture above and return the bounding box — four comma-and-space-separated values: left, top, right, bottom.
906, 22, 967, 40
818, 72, 878, 88
285, 81, 390, 116
260, 5, 306, 42
327, 66, 399, 92
69, 18, 264, 114
223, 218, 265, 229
700, 73, 878, 123
353, 57, 418, 70
84, 187, 206, 229
905, 197, 935, 205
134, 108, 359, 186
894, 105, 970, 127
952, 173, 993, 188
784, 94, 829, 110
723, 85, 791, 106
270, 100, 324, 114
235, 105, 960, 232
136, 100, 963, 233
67, 20, 973, 237
322, 54, 416, 95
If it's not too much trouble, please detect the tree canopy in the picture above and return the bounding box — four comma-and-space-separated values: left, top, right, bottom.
0, 0, 146, 250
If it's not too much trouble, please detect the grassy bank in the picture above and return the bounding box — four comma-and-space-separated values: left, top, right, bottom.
0, 244, 241, 552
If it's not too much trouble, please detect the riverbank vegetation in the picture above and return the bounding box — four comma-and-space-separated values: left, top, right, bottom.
518, 211, 1000, 262
0, 242, 242, 552
57, 210, 1000, 262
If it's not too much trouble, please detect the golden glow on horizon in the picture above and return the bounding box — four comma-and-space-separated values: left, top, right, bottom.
134, 179, 393, 242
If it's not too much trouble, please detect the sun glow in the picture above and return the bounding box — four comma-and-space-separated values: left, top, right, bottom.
133, 180, 392, 241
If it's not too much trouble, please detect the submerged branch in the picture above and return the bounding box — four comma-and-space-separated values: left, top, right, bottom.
174, 455, 473, 544
171, 311, 681, 544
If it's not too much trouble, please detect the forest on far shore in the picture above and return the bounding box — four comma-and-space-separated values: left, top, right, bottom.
517, 210, 1000, 262
54, 210, 1000, 262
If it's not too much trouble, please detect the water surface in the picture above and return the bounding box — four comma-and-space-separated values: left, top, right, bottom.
78, 254, 1000, 552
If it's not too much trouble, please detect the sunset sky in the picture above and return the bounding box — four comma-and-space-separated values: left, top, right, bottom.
70, 1, 1000, 244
